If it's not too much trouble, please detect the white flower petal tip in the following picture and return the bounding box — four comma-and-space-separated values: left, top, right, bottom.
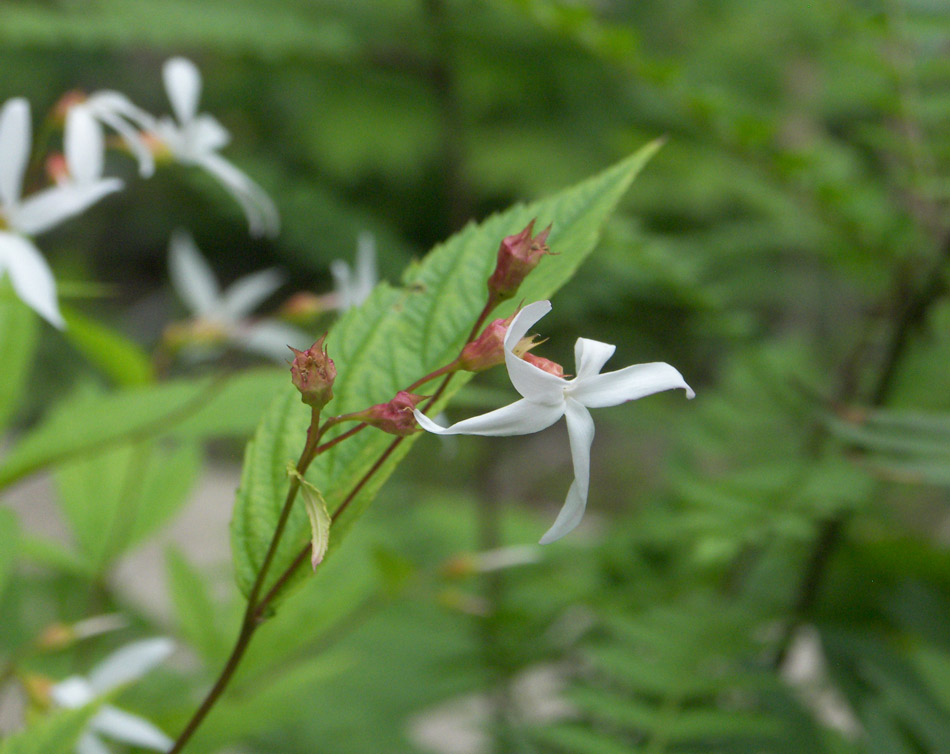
416, 299, 694, 544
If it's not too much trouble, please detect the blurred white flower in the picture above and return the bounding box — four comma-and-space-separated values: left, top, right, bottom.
0, 98, 122, 328
167, 229, 307, 360
415, 301, 694, 544
154, 57, 279, 237
66, 91, 157, 178
330, 231, 377, 310
50, 637, 175, 754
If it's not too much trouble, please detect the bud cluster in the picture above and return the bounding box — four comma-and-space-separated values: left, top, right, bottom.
289, 335, 336, 409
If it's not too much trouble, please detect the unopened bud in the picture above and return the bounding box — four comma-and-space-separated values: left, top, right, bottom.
45, 153, 69, 185
523, 353, 565, 377
458, 313, 516, 372
289, 335, 336, 409
357, 391, 426, 436
487, 220, 552, 303
52, 90, 87, 122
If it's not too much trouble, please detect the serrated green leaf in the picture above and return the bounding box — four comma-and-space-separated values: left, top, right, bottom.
0, 368, 286, 491
0, 284, 38, 432
0, 704, 99, 754
231, 144, 661, 604
289, 466, 331, 569
61, 305, 154, 387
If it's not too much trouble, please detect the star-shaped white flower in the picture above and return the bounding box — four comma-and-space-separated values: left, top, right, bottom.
330, 231, 378, 311
414, 300, 695, 544
0, 98, 122, 328
154, 57, 279, 237
50, 637, 175, 754
168, 229, 307, 360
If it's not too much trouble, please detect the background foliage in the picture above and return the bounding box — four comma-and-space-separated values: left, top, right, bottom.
1, 0, 949, 752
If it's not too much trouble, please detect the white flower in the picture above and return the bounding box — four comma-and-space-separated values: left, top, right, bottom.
67, 91, 157, 178
330, 231, 377, 310
50, 637, 175, 754
0, 98, 122, 328
414, 301, 694, 544
154, 57, 279, 237
168, 229, 307, 360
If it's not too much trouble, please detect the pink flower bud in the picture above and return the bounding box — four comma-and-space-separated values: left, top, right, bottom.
523, 353, 565, 378
358, 391, 427, 436
458, 313, 517, 372
486, 220, 552, 303
289, 335, 336, 409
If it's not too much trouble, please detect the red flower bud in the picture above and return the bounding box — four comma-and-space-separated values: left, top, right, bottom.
458, 313, 517, 372
486, 220, 552, 303
358, 391, 427, 436
289, 335, 336, 409
523, 353, 565, 378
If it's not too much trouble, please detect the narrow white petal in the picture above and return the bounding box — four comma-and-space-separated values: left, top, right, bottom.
77, 731, 112, 754
88, 91, 156, 132
573, 337, 616, 381
220, 268, 284, 319
193, 152, 280, 237
163, 57, 202, 125
354, 231, 378, 304
92, 706, 173, 751
88, 637, 174, 693
0, 98, 30, 208
168, 229, 221, 317
94, 107, 155, 177
538, 398, 594, 544
234, 320, 310, 361
12, 178, 122, 235
65, 107, 104, 184
49, 676, 94, 708
330, 259, 353, 310
503, 300, 552, 350
413, 398, 564, 437
570, 361, 694, 408
0, 232, 65, 328
188, 114, 230, 154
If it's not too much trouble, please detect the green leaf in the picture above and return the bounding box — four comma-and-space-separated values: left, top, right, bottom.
54, 440, 201, 571
289, 466, 331, 569
0, 507, 19, 600
166, 547, 230, 663
231, 144, 660, 604
0, 283, 39, 432
61, 305, 155, 386
0, 704, 99, 754
0, 368, 286, 491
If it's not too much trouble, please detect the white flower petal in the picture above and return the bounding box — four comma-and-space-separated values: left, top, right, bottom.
234, 320, 310, 361
570, 361, 694, 408
192, 152, 279, 237
503, 302, 566, 404
12, 178, 122, 235
414, 398, 564, 437
573, 337, 616, 382
92, 705, 173, 751
163, 57, 202, 125
538, 398, 594, 544
503, 300, 552, 350
168, 229, 221, 316
87, 92, 156, 177
221, 268, 284, 320
354, 231, 378, 304
88, 637, 174, 693
65, 107, 104, 184
0, 232, 65, 328
187, 114, 230, 155
330, 258, 353, 309
50, 676, 94, 708
77, 731, 112, 754
0, 98, 30, 209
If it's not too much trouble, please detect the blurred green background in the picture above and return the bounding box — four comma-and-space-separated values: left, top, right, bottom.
2, 0, 950, 752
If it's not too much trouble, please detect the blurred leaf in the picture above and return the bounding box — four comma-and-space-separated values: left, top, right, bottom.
54, 440, 200, 571
231, 143, 662, 604
0, 704, 99, 754
0, 284, 39, 432
61, 305, 154, 387
166, 547, 230, 664
0, 507, 18, 600
0, 368, 286, 491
